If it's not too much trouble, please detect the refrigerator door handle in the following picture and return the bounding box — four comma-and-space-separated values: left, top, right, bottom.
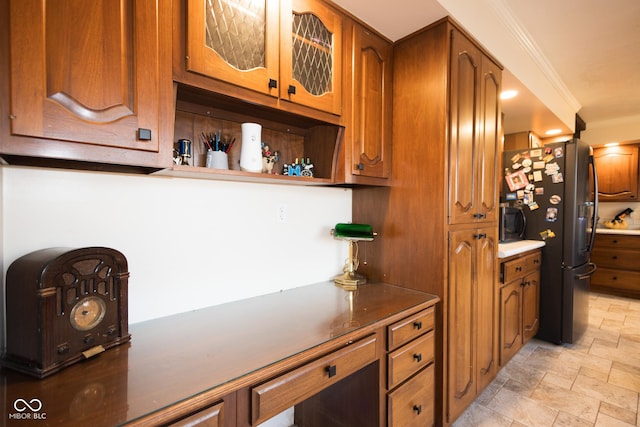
587, 151, 599, 254
576, 262, 597, 280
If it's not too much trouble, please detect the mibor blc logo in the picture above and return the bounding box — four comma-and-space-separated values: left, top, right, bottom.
8, 398, 47, 420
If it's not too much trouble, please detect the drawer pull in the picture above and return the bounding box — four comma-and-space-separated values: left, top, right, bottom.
413, 404, 422, 415
613, 276, 618, 281
326, 365, 337, 378
515, 266, 522, 272
413, 321, 423, 330
413, 353, 422, 363
612, 255, 618, 260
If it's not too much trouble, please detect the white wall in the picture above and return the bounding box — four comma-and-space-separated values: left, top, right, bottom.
0, 166, 352, 346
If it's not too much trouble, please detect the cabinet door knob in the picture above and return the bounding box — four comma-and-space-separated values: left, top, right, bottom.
413, 353, 422, 363
413, 404, 422, 415
326, 365, 337, 378
268, 78, 278, 89
288, 85, 296, 95
137, 128, 152, 141
357, 162, 365, 170
413, 321, 423, 330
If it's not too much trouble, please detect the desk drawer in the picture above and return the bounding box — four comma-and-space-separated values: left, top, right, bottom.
387, 307, 435, 350
168, 401, 223, 427
251, 335, 377, 425
388, 363, 435, 427
388, 331, 434, 389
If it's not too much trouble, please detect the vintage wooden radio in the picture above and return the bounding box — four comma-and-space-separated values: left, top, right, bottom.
2, 247, 130, 378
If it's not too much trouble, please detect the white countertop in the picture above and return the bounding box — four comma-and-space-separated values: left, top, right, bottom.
595, 228, 640, 236
498, 240, 546, 258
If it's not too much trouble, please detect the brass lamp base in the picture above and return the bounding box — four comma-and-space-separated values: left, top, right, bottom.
334, 272, 367, 291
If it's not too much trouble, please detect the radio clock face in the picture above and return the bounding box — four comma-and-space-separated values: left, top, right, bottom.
70, 296, 107, 331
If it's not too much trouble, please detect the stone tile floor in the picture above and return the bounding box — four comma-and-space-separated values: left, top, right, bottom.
452, 292, 640, 427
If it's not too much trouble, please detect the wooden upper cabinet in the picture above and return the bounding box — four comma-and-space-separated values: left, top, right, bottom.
186, 0, 280, 97
593, 144, 639, 201
448, 29, 501, 225
335, 19, 392, 184
478, 56, 501, 223
280, 0, 342, 115
350, 22, 392, 181
8, 0, 162, 153
184, 0, 342, 116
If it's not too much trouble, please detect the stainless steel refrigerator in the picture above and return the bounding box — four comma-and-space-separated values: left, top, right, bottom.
502, 138, 598, 344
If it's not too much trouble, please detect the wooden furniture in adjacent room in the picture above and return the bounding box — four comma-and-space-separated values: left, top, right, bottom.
503, 131, 542, 151
593, 144, 639, 202
498, 249, 541, 366
353, 17, 502, 425
1, 282, 439, 427
591, 233, 640, 298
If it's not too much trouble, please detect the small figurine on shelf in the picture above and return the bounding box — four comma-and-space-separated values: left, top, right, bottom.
283, 158, 314, 177
261, 143, 279, 174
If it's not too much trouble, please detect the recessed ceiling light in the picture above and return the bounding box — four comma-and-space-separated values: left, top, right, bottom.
500, 90, 518, 100
545, 129, 562, 136
604, 142, 619, 147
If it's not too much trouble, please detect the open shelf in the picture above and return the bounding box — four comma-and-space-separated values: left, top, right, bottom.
168, 84, 343, 186
154, 164, 333, 185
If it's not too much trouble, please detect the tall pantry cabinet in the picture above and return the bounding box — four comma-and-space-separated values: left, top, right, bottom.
353, 18, 502, 425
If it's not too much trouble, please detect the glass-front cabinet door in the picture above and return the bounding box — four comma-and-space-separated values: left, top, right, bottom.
186, 0, 342, 115
186, 0, 280, 96
280, 0, 342, 115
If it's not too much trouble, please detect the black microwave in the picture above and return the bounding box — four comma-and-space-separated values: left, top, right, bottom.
499, 206, 526, 242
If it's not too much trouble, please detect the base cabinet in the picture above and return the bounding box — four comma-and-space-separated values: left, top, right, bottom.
499, 249, 541, 366
448, 228, 498, 421
386, 307, 436, 427
591, 234, 640, 297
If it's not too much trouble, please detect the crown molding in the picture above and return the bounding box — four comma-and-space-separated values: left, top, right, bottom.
486, 0, 581, 112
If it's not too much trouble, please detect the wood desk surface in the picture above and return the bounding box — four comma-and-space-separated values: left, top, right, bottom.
1, 282, 438, 425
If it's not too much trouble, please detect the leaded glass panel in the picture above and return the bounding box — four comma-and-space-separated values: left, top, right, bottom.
205, 0, 266, 71
292, 12, 333, 96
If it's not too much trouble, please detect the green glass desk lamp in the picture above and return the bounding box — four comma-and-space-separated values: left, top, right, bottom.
331, 223, 376, 290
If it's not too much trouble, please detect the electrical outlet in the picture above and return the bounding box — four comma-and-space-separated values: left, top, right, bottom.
277, 204, 288, 223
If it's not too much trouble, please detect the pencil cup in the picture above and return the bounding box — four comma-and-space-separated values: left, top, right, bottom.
205, 150, 229, 170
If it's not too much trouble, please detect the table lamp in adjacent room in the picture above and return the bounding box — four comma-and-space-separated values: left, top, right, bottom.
331, 223, 376, 290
